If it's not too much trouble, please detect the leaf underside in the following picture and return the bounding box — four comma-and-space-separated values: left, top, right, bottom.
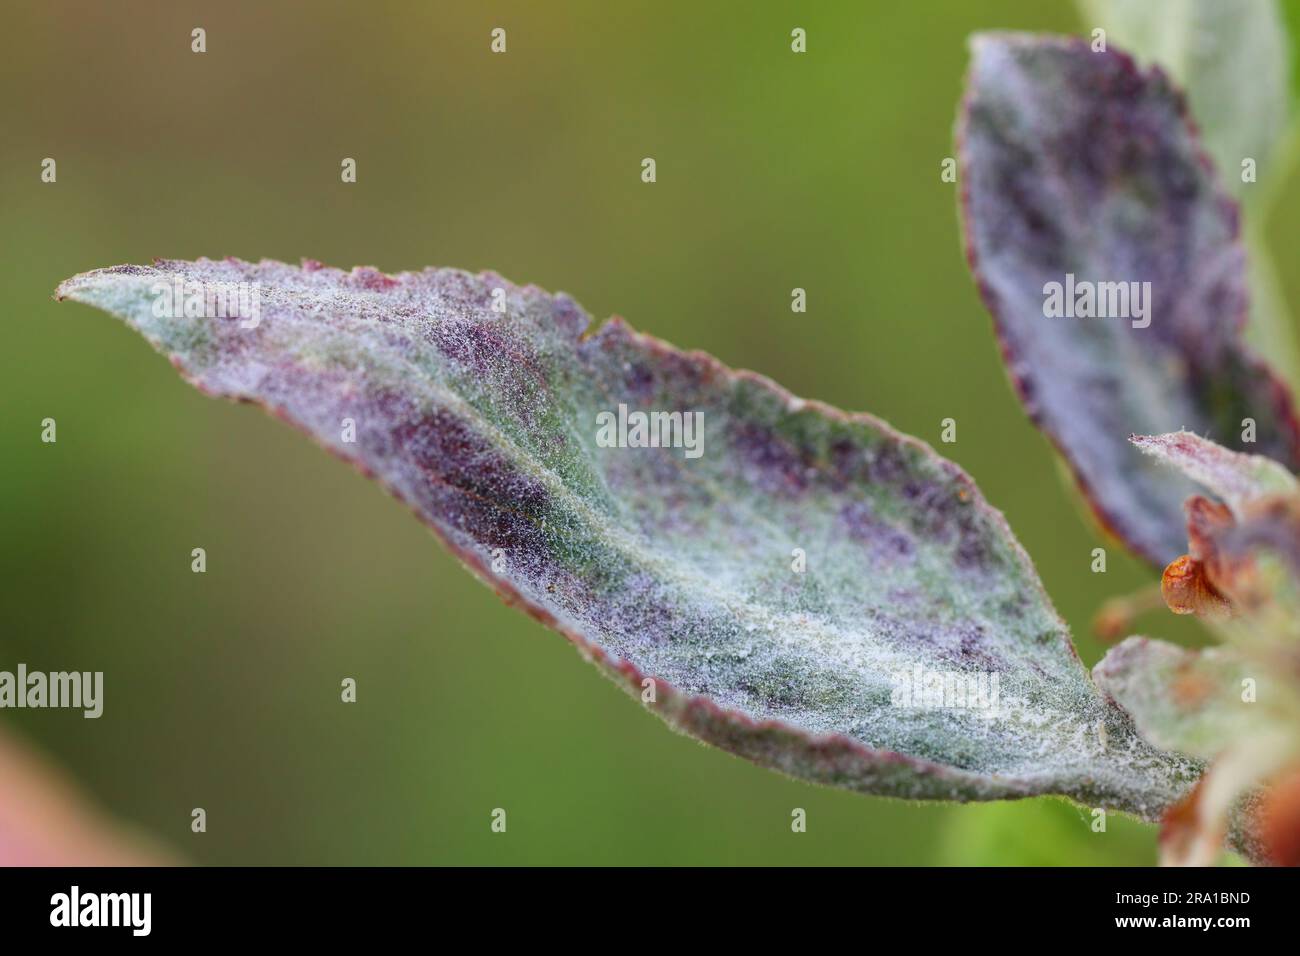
958, 33, 1300, 567
58, 258, 1196, 816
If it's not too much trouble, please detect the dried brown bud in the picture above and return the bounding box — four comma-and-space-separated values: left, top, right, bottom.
1161, 554, 1230, 617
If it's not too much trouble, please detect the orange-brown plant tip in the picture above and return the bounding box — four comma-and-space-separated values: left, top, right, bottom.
1161, 555, 1231, 617
1159, 776, 1215, 864
1261, 768, 1300, 867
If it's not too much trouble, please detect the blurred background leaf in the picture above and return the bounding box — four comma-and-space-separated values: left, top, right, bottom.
939, 798, 1156, 867
1076, 0, 1291, 204
1076, 0, 1300, 388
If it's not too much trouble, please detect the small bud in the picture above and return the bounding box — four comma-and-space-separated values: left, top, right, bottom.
1160, 555, 1230, 617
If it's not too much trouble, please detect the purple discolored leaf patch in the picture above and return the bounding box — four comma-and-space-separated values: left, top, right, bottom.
958, 33, 1300, 566
59, 257, 1199, 816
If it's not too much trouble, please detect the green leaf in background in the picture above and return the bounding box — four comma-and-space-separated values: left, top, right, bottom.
939, 797, 1158, 866
59, 258, 1198, 818
1286, 0, 1300, 102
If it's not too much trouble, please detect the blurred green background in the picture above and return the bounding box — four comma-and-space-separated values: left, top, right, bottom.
3, 0, 1299, 865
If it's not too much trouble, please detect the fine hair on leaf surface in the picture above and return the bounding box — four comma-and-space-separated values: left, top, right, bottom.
58, 258, 1200, 824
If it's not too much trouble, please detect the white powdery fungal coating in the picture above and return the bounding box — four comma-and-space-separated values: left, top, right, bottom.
1131, 431, 1299, 518
58, 257, 1197, 814
1095, 637, 1266, 761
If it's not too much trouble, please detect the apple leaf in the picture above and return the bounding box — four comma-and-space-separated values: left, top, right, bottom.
1076, 0, 1292, 203
1073, 1, 1300, 394
1094, 638, 1265, 760
58, 257, 1199, 817
958, 33, 1300, 567
1131, 431, 1299, 517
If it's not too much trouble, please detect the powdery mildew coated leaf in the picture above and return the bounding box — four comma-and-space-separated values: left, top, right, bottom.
958, 33, 1300, 566
1131, 431, 1299, 517
58, 258, 1197, 816
1073, 0, 1300, 392
1076, 0, 1292, 203
1094, 638, 1264, 760
1096, 637, 1283, 866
